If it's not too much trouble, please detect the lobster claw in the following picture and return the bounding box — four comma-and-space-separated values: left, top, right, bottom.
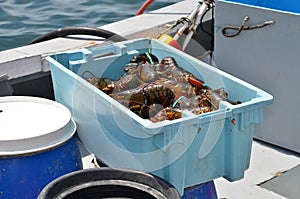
187, 77, 208, 89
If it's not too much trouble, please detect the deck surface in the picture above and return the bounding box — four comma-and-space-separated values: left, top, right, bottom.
81, 140, 300, 199
214, 140, 300, 199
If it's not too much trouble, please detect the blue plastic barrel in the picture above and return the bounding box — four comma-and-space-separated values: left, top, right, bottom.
182, 181, 218, 199
0, 96, 83, 199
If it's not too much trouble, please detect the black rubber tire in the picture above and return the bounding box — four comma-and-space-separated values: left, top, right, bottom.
38, 168, 181, 199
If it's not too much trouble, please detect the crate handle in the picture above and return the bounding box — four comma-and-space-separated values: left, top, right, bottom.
91, 42, 139, 61
92, 51, 118, 60
222, 16, 275, 37
90, 44, 124, 60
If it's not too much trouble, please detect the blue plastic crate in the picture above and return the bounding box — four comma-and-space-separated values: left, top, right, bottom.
47, 38, 272, 195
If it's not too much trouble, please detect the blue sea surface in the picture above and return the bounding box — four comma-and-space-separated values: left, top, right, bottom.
0, 0, 180, 51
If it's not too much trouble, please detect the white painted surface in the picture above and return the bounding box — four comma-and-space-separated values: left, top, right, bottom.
215, 141, 300, 199
214, 0, 300, 153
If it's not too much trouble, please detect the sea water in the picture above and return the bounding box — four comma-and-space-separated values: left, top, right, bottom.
0, 0, 180, 51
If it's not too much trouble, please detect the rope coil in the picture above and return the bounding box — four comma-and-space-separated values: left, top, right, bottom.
222, 16, 275, 37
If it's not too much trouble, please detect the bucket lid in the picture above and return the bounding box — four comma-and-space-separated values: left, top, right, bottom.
0, 96, 76, 156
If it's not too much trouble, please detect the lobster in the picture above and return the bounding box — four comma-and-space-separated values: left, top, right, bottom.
84, 53, 240, 122
111, 83, 175, 119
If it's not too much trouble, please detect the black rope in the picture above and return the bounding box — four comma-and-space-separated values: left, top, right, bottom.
199, 4, 214, 36
198, 1, 214, 53
222, 16, 275, 37
28, 27, 126, 44
210, 1, 214, 52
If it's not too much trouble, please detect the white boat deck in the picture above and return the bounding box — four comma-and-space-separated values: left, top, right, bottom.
80, 138, 300, 199
214, 140, 300, 199
0, 0, 299, 198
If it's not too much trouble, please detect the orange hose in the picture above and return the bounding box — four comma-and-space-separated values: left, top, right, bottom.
136, 0, 155, 16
